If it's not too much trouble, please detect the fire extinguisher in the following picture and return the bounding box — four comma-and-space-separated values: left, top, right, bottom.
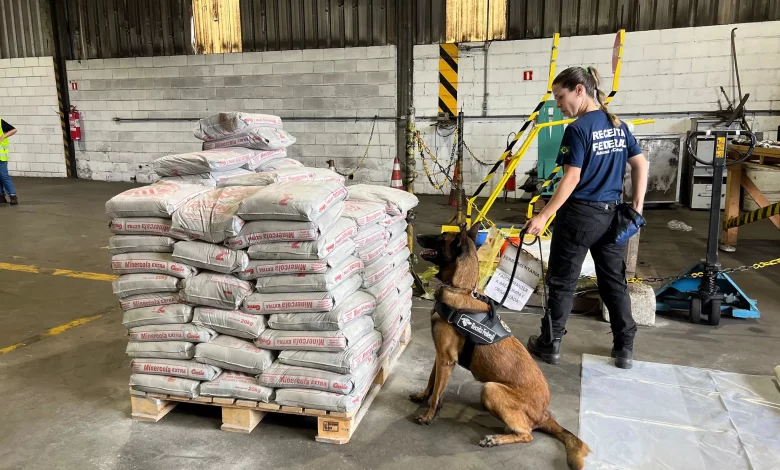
69, 106, 82, 141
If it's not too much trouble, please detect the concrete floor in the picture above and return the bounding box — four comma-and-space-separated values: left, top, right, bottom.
1, 178, 778, 470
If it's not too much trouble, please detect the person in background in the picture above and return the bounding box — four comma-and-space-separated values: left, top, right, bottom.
0, 118, 18, 205
523, 66, 649, 369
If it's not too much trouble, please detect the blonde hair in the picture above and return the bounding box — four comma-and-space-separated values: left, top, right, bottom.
553, 66, 621, 127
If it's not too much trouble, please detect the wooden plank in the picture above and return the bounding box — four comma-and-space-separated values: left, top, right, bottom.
357, 0, 371, 46
306, 408, 328, 416
192, 396, 214, 403
742, 172, 780, 230
281, 406, 304, 413
372, 0, 387, 45
722, 161, 742, 247
302, 0, 318, 49
525, 0, 543, 38
213, 397, 237, 405
235, 399, 259, 408
317, 0, 331, 48
289, 0, 305, 49
131, 395, 178, 422
257, 402, 282, 412
560, 0, 578, 37
654, 0, 673, 29
316, 415, 353, 444
506, 0, 526, 39
221, 408, 265, 434
330, 0, 344, 48
343, 0, 357, 46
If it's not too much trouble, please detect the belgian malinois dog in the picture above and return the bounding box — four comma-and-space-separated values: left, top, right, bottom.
413, 225, 590, 470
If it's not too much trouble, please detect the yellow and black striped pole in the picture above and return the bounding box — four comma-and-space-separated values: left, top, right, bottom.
465, 33, 560, 227
52, 61, 75, 179
526, 30, 626, 223
723, 202, 780, 229
438, 44, 458, 119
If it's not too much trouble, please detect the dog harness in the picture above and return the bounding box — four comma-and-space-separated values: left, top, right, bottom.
433, 292, 512, 370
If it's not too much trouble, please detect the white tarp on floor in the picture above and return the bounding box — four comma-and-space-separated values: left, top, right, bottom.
579, 354, 780, 470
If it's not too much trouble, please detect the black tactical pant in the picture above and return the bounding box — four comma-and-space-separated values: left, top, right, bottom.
541, 199, 636, 348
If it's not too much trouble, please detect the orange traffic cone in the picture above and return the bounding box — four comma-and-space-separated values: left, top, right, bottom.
390, 157, 403, 190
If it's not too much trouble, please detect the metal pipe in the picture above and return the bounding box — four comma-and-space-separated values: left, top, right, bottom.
113, 116, 399, 123
405, 106, 416, 264
456, 110, 465, 224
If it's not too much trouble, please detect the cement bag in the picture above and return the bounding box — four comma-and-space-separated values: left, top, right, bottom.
278, 330, 381, 375
225, 204, 343, 248
193, 307, 267, 339
247, 218, 356, 261
194, 335, 275, 375
398, 286, 414, 306
385, 233, 408, 257
218, 167, 313, 187
258, 359, 373, 394
194, 112, 284, 141
238, 180, 347, 222
173, 186, 260, 243
354, 224, 386, 249
181, 273, 254, 310
126, 341, 195, 360
173, 241, 249, 274
257, 157, 303, 171
342, 200, 387, 227
199, 371, 274, 402
129, 373, 200, 398
242, 275, 361, 315
128, 323, 218, 343
153, 148, 260, 176
105, 182, 210, 218
131, 358, 221, 381
109, 235, 176, 254
308, 167, 346, 184
268, 291, 376, 331
119, 292, 183, 311
386, 220, 408, 241
255, 256, 363, 294
377, 306, 403, 341
122, 304, 193, 329
347, 184, 419, 216
245, 149, 287, 171
274, 362, 376, 412
361, 270, 397, 305
202, 127, 296, 151
389, 248, 411, 269
110, 217, 191, 240
237, 240, 355, 281
111, 253, 197, 279
362, 255, 395, 288
159, 168, 254, 187
382, 212, 407, 227
247, 217, 357, 260
356, 238, 387, 267
372, 292, 400, 326
112, 274, 180, 298
255, 315, 374, 352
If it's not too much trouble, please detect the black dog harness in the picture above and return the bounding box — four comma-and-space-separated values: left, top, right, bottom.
433, 291, 512, 370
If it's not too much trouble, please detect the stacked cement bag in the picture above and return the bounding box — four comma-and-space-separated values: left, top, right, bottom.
347, 185, 419, 361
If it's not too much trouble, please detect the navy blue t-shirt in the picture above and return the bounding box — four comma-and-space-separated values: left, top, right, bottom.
555, 110, 642, 202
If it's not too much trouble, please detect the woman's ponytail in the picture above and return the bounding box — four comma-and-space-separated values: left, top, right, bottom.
587, 67, 621, 127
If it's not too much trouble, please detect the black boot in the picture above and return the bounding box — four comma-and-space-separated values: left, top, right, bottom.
0, 194, 6, 204
9, 195, 18, 205
611, 347, 633, 369
527, 335, 562, 365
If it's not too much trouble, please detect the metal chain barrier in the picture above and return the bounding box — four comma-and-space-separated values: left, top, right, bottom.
623, 257, 780, 284
331, 116, 377, 178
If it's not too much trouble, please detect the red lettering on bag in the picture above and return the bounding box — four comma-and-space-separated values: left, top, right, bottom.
278, 194, 294, 206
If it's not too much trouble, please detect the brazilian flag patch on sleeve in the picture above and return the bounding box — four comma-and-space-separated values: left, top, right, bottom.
559, 146, 570, 155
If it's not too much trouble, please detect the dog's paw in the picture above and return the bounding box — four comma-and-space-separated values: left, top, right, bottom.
414, 414, 433, 425
409, 392, 429, 404
479, 435, 499, 448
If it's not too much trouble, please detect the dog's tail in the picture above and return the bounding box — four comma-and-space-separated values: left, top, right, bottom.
536, 413, 590, 470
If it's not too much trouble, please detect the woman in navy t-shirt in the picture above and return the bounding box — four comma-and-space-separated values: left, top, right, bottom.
524, 66, 649, 369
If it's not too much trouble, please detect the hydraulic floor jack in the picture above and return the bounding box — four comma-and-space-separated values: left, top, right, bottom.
655, 129, 757, 325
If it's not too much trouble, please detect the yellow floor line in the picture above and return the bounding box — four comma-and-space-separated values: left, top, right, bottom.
0, 262, 116, 282
0, 314, 104, 355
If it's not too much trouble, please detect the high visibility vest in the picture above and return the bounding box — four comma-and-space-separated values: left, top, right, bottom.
0, 118, 8, 162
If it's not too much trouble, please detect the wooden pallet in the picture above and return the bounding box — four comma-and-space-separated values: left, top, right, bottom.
130, 324, 411, 444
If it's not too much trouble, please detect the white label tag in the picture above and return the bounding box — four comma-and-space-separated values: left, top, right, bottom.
484, 269, 535, 312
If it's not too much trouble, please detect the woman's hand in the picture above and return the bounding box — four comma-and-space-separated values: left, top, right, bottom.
524, 213, 551, 236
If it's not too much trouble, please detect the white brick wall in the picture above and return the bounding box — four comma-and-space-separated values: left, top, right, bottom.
414, 21, 780, 196
67, 46, 397, 183
0, 57, 68, 178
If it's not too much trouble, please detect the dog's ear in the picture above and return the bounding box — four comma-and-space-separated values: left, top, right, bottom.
467, 224, 480, 243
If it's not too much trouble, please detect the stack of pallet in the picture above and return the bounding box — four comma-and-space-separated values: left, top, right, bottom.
110, 112, 418, 422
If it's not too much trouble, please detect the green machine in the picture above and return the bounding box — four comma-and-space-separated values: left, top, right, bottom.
537, 101, 565, 195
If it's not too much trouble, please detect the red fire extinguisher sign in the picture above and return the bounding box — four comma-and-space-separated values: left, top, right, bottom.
69, 107, 81, 141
